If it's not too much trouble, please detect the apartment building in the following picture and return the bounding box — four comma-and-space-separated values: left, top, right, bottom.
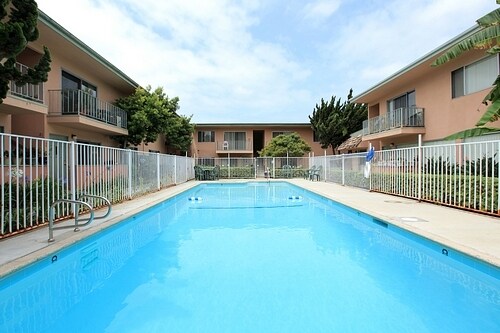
193, 123, 325, 158
1, 10, 168, 153
353, 26, 500, 150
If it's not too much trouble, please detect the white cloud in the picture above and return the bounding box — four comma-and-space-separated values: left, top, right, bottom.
36, 0, 311, 122
35, 0, 499, 123
303, 0, 342, 21
322, 0, 499, 96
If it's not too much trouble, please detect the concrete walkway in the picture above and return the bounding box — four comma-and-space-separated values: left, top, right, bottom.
1, 179, 499, 278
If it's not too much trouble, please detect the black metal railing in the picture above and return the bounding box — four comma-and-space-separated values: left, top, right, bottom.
48, 89, 127, 129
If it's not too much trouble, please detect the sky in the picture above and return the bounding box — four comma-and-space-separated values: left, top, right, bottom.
36, 0, 498, 124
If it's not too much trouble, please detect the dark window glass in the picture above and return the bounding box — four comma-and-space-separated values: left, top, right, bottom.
452, 68, 464, 98
198, 131, 215, 142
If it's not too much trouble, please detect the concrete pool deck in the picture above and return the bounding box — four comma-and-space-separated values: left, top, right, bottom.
1, 179, 500, 278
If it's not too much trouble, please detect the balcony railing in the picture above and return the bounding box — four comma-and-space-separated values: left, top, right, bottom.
8, 62, 44, 103
48, 89, 128, 129
216, 140, 253, 151
363, 107, 424, 135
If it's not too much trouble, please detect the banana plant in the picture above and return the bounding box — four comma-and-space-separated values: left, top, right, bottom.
432, 7, 500, 139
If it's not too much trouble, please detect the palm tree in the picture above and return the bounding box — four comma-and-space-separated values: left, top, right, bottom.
432, 7, 500, 139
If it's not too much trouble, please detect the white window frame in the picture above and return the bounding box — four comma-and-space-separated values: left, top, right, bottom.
452, 55, 499, 98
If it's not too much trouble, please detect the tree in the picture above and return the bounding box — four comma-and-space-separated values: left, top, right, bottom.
164, 114, 195, 154
259, 132, 311, 157
309, 89, 367, 154
432, 6, 500, 139
0, 0, 51, 103
114, 86, 194, 153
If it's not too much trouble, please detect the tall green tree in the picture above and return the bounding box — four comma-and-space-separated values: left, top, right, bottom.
432, 5, 500, 139
309, 89, 367, 154
114, 86, 194, 153
259, 132, 311, 157
164, 114, 195, 154
0, 0, 51, 103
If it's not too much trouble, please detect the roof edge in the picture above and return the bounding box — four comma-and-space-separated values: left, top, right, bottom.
38, 9, 139, 89
352, 25, 481, 102
194, 123, 313, 127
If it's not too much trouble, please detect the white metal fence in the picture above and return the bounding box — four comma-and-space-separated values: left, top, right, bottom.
5, 130, 495, 238
0, 133, 195, 238
312, 139, 500, 217
195, 157, 311, 179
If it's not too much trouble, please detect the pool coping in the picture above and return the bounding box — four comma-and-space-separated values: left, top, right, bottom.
1, 179, 499, 279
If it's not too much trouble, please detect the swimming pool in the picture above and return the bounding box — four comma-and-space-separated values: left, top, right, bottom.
0, 182, 499, 332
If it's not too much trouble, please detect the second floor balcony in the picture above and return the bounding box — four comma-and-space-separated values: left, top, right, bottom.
9, 63, 44, 104
363, 107, 425, 138
2, 62, 46, 115
216, 140, 253, 155
48, 89, 128, 135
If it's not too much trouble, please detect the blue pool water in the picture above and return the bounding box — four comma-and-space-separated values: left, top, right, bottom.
0, 182, 499, 333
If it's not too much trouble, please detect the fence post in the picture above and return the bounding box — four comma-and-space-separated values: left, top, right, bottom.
341, 154, 345, 186
418, 134, 422, 201
174, 156, 177, 185
369, 143, 372, 191
497, 141, 500, 214
157, 153, 160, 190
254, 157, 257, 179
69, 140, 76, 216
128, 149, 132, 199
323, 150, 327, 181
272, 157, 275, 179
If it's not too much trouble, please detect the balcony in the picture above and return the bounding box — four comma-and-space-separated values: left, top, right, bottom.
47, 89, 128, 135
9, 63, 44, 103
362, 107, 425, 139
216, 140, 253, 155
2, 62, 46, 115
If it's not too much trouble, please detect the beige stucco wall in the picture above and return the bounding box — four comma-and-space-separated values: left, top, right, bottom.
361, 49, 500, 149
193, 125, 325, 158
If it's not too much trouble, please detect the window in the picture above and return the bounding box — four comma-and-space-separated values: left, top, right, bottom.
61, 71, 97, 114
198, 131, 215, 142
224, 132, 246, 150
62, 71, 97, 94
452, 55, 498, 98
387, 91, 415, 112
272, 131, 293, 138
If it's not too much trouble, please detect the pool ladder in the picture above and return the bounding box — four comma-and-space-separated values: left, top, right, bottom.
48, 194, 112, 242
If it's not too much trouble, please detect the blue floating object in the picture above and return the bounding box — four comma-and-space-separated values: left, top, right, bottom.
188, 197, 202, 201
288, 195, 302, 200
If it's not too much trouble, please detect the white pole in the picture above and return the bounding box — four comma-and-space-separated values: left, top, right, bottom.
323, 149, 327, 181
128, 149, 132, 199
418, 134, 422, 201
70, 140, 76, 217
174, 156, 177, 185
341, 154, 345, 186
156, 152, 160, 190
368, 142, 372, 190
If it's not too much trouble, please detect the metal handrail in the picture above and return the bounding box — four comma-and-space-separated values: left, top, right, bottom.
48, 199, 94, 242
77, 194, 112, 222
48, 195, 111, 242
